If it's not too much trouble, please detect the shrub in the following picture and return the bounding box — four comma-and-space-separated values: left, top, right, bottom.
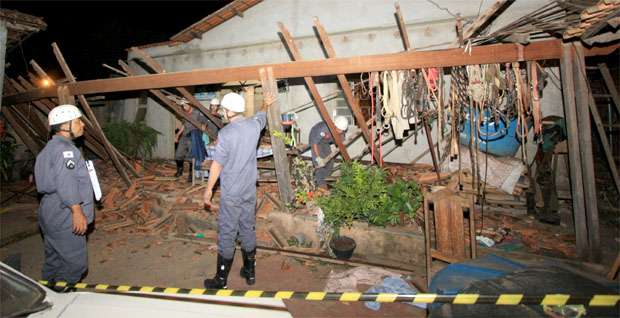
316, 161, 422, 235
103, 121, 161, 159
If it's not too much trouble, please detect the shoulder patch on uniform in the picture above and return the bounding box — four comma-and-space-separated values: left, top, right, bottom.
63, 151, 74, 158
65, 159, 76, 170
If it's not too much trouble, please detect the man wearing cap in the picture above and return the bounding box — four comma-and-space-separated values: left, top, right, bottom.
309, 116, 349, 188
202, 91, 274, 289
34, 104, 94, 285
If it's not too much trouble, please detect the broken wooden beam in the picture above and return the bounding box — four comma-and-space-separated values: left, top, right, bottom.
460, 1, 513, 44
9, 75, 109, 160
129, 47, 223, 129
1, 107, 43, 153
313, 17, 380, 164
588, 90, 620, 196
278, 22, 351, 161
52, 42, 134, 186
118, 60, 216, 140
598, 63, 620, 116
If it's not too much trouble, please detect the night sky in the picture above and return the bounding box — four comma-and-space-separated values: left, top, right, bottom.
2, 1, 232, 81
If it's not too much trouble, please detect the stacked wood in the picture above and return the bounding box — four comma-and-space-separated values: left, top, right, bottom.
564, 0, 620, 39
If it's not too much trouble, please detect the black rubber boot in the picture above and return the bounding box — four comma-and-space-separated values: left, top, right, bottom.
187, 162, 194, 183
175, 160, 184, 177
204, 254, 233, 289
240, 248, 256, 285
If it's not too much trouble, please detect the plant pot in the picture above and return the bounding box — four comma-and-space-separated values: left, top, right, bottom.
329, 236, 356, 260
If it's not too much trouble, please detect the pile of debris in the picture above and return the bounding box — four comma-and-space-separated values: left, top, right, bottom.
93, 159, 285, 237
95, 160, 210, 234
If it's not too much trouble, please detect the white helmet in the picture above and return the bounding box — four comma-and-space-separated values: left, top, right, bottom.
334, 116, 349, 131
221, 92, 245, 113
210, 98, 220, 106
48, 104, 82, 126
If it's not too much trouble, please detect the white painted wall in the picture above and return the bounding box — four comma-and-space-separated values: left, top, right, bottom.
123, 0, 561, 160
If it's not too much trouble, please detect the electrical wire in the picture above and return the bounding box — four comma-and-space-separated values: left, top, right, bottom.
425, 0, 459, 18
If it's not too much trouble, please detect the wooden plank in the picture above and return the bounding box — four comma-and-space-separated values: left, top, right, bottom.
573, 42, 600, 261
434, 199, 451, 255
118, 60, 215, 140
447, 199, 464, 259
52, 42, 133, 186
259, 67, 294, 204
312, 17, 379, 164
559, 43, 589, 258
277, 22, 350, 161
6, 40, 618, 106
129, 47, 223, 129
598, 63, 620, 116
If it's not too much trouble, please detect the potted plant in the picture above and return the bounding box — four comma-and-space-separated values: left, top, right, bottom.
316, 161, 422, 260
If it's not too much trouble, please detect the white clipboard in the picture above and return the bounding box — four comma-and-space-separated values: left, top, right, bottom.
85, 160, 102, 201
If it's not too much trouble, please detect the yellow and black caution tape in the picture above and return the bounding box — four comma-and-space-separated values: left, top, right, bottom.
40, 281, 619, 307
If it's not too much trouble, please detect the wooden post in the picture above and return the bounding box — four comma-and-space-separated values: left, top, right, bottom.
313, 18, 380, 164
52, 42, 133, 186
244, 85, 256, 117
559, 43, 589, 258
277, 22, 351, 161
129, 47, 223, 129
573, 42, 600, 260
56, 85, 75, 105
259, 67, 294, 204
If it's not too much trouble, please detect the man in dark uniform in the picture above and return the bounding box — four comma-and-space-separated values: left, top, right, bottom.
203, 92, 274, 289
34, 104, 94, 285
309, 116, 349, 188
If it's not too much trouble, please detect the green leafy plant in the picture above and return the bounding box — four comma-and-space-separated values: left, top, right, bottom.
103, 121, 161, 159
271, 129, 294, 146
316, 161, 422, 235
0, 135, 17, 182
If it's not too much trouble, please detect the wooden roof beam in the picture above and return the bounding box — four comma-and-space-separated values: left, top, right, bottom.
3, 39, 618, 106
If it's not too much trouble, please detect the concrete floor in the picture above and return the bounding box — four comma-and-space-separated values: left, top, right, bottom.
0, 188, 425, 318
